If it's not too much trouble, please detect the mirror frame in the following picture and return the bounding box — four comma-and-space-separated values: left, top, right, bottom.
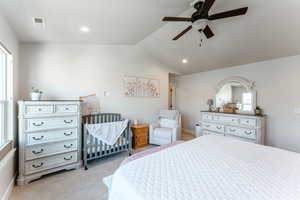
215, 76, 257, 115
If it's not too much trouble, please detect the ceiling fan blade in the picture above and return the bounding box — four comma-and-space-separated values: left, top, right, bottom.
173, 25, 193, 40
208, 7, 248, 20
162, 17, 192, 22
201, 25, 214, 39
202, 0, 215, 11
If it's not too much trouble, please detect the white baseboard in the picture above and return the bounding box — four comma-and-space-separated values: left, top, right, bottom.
1, 174, 16, 200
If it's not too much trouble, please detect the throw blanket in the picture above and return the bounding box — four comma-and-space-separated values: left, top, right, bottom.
85, 119, 129, 146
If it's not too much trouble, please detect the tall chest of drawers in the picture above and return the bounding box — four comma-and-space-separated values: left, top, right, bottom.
17, 100, 82, 185
199, 111, 266, 144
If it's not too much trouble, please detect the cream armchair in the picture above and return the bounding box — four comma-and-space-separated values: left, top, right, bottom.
149, 110, 182, 145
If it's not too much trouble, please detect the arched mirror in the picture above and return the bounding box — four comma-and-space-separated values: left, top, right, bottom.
215, 77, 257, 114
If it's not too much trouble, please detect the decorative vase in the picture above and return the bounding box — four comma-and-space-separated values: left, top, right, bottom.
30, 92, 41, 100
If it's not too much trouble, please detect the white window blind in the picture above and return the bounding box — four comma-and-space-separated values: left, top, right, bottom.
0, 43, 12, 147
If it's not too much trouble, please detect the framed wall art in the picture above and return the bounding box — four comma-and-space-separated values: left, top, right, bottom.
124, 76, 160, 97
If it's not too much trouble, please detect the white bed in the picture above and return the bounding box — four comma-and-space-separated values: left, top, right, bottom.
109, 135, 300, 200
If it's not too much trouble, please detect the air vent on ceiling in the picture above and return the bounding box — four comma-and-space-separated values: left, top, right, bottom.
32, 17, 45, 28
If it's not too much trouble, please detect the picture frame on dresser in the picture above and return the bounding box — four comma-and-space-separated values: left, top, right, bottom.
17, 100, 82, 185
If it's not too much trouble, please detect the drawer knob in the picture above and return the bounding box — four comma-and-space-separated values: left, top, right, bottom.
229, 128, 236, 132
244, 131, 252, 135
32, 149, 44, 154
64, 132, 73, 136
38, 108, 42, 111
32, 136, 44, 141
64, 120, 73, 124
32, 162, 44, 169
64, 144, 73, 149
65, 108, 69, 110
216, 126, 222, 129
64, 156, 73, 161
32, 122, 44, 127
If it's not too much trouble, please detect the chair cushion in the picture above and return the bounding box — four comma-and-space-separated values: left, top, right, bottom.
159, 118, 177, 128
158, 110, 179, 120
154, 128, 173, 139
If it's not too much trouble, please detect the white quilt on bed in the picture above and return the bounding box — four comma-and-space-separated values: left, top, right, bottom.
109, 135, 300, 200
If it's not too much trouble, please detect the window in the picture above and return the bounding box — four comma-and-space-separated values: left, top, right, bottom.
0, 43, 12, 147
242, 92, 253, 112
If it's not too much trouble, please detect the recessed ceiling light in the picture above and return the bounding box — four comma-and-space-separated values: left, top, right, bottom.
182, 59, 188, 64
80, 26, 90, 33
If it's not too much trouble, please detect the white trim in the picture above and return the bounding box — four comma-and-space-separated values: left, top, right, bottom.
0, 174, 16, 200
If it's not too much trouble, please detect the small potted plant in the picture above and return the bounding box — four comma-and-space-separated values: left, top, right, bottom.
30, 87, 43, 100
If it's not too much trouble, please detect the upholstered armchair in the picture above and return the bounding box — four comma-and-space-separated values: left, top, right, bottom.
149, 110, 182, 145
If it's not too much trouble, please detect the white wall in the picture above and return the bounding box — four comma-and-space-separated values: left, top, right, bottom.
0, 14, 18, 200
19, 43, 172, 124
176, 55, 300, 153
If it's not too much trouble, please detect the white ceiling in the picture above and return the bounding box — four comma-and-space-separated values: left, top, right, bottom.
0, 0, 190, 44
1, 0, 300, 74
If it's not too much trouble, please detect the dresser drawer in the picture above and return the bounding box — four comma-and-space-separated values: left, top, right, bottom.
55, 104, 78, 113
202, 123, 225, 134
25, 116, 77, 132
135, 128, 148, 136
25, 152, 77, 175
202, 113, 213, 121
25, 105, 54, 115
226, 126, 256, 140
26, 129, 77, 145
203, 130, 224, 136
240, 118, 256, 127
25, 140, 78, 160
219, 116, 239, 124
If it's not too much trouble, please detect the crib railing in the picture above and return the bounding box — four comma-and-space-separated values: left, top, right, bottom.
82, 113, 132, 170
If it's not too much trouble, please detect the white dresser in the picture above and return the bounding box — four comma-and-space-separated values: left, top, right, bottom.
198, 111, 266, 144
17, 100, 82, 185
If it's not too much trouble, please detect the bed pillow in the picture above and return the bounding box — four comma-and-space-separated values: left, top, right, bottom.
159, 118, 177, 128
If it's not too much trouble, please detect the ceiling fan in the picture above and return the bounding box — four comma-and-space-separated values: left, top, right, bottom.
162, 0, 248, 41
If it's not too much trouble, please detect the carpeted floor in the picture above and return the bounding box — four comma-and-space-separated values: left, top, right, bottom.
10, 152, 127, 200
10, 132, 195, 200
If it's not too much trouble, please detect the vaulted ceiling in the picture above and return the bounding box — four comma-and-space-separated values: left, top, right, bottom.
0, 0, 190, 44
1, 0, 300, 74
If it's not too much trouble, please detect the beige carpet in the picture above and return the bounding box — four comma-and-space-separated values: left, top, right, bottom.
10, 152, 127, 200
10, 132, 195, 200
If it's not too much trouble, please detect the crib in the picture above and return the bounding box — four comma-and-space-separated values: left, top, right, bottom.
82, 113, 132, 170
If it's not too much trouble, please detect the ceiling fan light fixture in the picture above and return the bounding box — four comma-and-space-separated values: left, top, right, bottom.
193, 19, 208, 31
162, 0, 248, 43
